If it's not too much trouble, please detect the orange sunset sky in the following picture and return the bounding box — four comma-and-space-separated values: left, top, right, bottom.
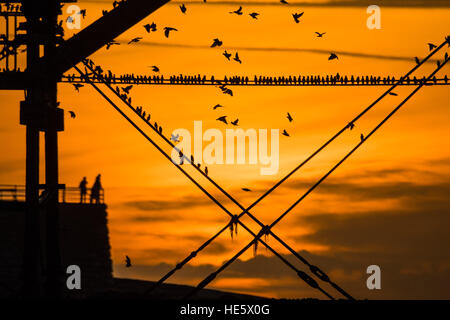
1, 0, 450, 299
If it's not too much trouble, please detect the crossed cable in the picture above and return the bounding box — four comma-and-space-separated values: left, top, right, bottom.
183, 40, 450, 298
73, 37, 448, 300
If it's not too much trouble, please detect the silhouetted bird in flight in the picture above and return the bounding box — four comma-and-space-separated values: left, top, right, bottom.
315, 32, 326, 37
348, 122, 355, 130
68, 111, 76, 119
128, 37, 142, 44
150, 65, 160, 72
249, 12, 259, 19
292, 12, 304, 23
223, 50, 232, 60
388, 92, 398, 96
415, 57, 420, 65
180, 4, 187, 14
231, 119, 239, 126
213, 104, 224, 109
125, 256, 132, 268
242, 188, 251, 192
217, 116, 228, 124
280, 0, 288, 4
164, 27, 178, 38
234, 52, 242, 64
72, 83, 84, 92
360, 134, 365, 142
211, 38, 223, 48
78, 9, 86, 19
144, 22, 157, 33
282, 130, 290, 137
428, 43, 437, 51
230, 6, 243, 15
122, 85, 133, 94
328, 53, 338, 60
106, 40, 120, 50
171, 133, 180, 142
287, 112, 293, 122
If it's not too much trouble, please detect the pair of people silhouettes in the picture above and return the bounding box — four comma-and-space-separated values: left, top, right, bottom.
79, 174, 103, 204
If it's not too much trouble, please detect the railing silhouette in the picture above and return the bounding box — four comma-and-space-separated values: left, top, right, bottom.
0, 184, 104, 204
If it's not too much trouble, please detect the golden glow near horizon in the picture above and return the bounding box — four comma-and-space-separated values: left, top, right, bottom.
0, 1, 449, 299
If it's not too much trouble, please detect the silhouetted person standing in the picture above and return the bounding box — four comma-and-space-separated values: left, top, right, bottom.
90, 174, 103, 204
79, 177, 88, 203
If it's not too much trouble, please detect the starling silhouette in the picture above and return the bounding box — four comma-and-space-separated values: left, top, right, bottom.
223, 50, 232, 60
144, 22, 157, 33
68, 111, 76, 119
180, 4, 187, 14
211, 38, 223, 48
213, 104, 224, 110
292, 12, 304, 23
234, 52, 242, 64
348, 122, 355, 130
360, 134, 365, 142
329, 53, 338, 60
106, 40, 119, 50
242, 188, 251, 192
282, 130, 290, 137
230, 6, 243, 15
287, 112, 293, 122
128, 37, 142, 44
164, 27, 178, 38
428, 43, 437, 51
315, 32, 326, 37
280, 0, 288, 4
249, 12, 259, 19
205, 167, 208, 176
150, 65, 160, 72
125, 256, 132, 268
231, 119, 239, 126
122, 85, 133, 94
72, 83, 84, 92
216, 116, 228, 124
388, 92, 398, 96
415, 57, 420, 65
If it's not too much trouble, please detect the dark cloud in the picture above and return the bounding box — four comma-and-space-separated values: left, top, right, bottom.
122, 195, 218, 211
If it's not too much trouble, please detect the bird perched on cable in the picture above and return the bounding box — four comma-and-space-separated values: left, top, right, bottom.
122, 85, 133, 94
415, 57, 420, 65
282, 130, 290, 137
329, 53, 339, 60
230, 6, 243, 15
213, 104, 224, 110
125, 256, 132, 268
315, 32, 326, 38
249, 12, 259, 19
360, 134, 365, 142
292, 12, 304, 23
128, 37, 142, 44
231, 119, 239, 126
164, 27, 178, 38
72, 83, 84, 92
190, 155, 194, 164
223, 50, 232, 61
287, 112, 293, 122
106, 40, 120, 50
150, 66, 160, 72
180, 4, 187, 14
234, 52, 242, 64
217, 116, 228, 124
205, 167, 208, 176
68, 111, 76, 119
211, 38, 223, 48
348, 122, 355, 130
428, 43, 437, 51
144, 22, 157, 33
